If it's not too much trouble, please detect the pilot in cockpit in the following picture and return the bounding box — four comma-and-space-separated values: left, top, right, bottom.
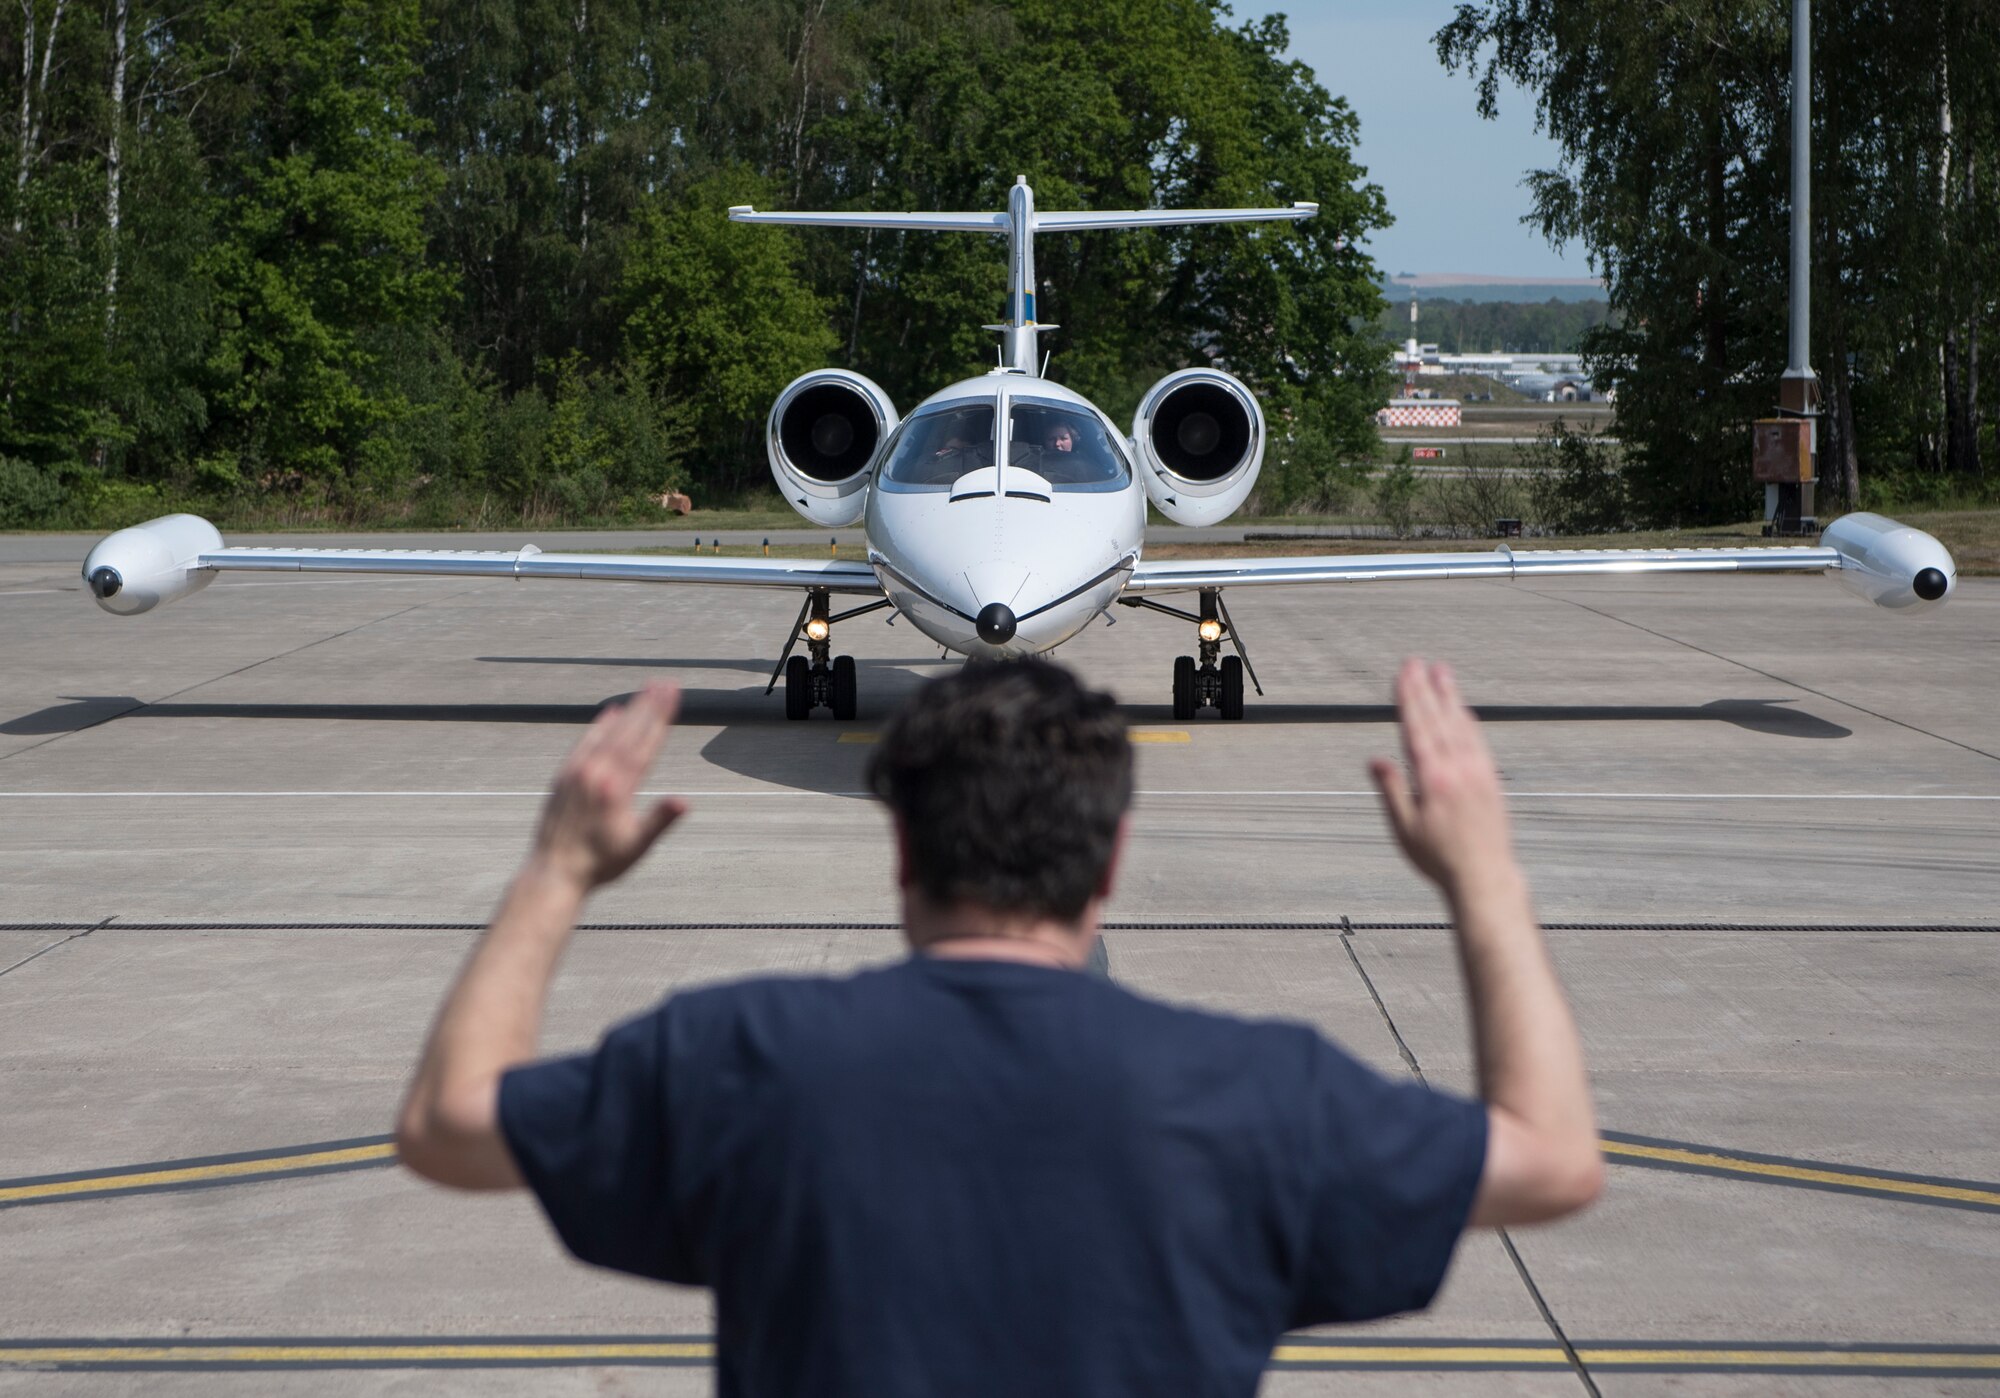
927, 410, 991, 465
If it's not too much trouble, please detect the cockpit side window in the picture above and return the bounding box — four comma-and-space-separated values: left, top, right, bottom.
878, 404, 996, 489
1006, 400, 1130, 492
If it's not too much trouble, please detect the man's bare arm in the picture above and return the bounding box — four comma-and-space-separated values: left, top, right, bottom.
395, 682, 688, 1190
1370, 659, 1603, 1226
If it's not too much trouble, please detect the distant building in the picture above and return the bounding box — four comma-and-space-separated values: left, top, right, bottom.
1377, 398, 1462, 428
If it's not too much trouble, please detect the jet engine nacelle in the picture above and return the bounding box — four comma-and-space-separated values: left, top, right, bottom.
768, 369, 898, 528
1131, 369, 1264, 528
81, 513, 222, 615
1823, 511, 1956, 612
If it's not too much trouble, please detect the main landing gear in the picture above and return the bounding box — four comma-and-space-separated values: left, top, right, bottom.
766, 589, 891, 719
1120, 588, 1263, 720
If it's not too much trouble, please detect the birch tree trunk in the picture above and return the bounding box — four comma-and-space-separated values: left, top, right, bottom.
12, 0, 39, 237
103, 0, 128, 336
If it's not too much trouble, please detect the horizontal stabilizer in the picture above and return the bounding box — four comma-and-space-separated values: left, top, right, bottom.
726, 204, 1317, 235
728, 207, 1006, 233
1032, 203, 1318, 231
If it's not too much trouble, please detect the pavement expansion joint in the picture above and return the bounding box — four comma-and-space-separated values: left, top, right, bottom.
1334, 921, 1598, 1393
0, 916, 113, 979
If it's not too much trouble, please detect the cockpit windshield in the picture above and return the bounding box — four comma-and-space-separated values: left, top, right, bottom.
878, 403, 996, 489
1007, 399, 1130, 492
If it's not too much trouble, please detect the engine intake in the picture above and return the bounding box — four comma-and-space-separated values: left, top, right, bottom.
768, 370, 897, 528
1132, 369, 1264, 527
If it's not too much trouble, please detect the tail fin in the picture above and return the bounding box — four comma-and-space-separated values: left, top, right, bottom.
728, 179, 1317, 375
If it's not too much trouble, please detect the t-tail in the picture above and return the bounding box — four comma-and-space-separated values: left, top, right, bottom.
728, 177, 1317, 374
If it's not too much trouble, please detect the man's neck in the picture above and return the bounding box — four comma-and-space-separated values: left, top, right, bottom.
905, 898, 1095, 970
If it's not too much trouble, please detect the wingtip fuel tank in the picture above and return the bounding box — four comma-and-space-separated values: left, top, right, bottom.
1822, 512, 1956, 613
81, 513, 222, 615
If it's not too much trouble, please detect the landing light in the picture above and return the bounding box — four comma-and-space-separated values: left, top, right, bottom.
805, 618, 831, 642
1198, 619, 1223, 643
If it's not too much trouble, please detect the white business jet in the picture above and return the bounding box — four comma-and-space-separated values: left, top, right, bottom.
83, 178, 1957, 720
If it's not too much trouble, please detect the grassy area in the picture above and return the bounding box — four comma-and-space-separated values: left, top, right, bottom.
1893, 508, 2000, 574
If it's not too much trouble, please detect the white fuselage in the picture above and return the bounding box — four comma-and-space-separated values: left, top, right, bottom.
863, 373, 1146, 658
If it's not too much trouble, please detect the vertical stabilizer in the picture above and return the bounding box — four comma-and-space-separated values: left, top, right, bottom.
1000, 177, 1041, 373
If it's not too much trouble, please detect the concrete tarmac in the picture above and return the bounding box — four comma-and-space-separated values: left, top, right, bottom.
1, 548, 1996, 1394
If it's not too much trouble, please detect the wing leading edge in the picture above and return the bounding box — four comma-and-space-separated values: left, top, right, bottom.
199, 545, 883, 592
1125, 544, 1841, 592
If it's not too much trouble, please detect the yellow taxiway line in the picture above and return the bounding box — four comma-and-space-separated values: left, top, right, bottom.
3, 1339, 1997, 1374
0, 1141, 396, 1207
1599, 1135, 2000, 1210
5, 1132, 1995, 1219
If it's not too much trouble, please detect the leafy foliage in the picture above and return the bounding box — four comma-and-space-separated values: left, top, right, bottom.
3, 0, 1389, 524
1438, 0, 2000, 523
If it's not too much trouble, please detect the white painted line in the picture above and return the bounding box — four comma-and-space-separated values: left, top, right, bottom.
0, 790, 1996, 802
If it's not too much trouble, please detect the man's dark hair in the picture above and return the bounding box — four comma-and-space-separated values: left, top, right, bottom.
867, 659, 1132, 922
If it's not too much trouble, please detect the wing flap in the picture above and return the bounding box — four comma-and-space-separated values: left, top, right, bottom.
728, 207, 1006, 233
1126, 545, 1842, 593
199, 547, 884, 593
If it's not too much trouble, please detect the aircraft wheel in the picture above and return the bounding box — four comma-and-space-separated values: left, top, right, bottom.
830, 654, 858, 720
784, 655, 812, 720
1219, 655, 1245, 720
1171, 655, 1196, 721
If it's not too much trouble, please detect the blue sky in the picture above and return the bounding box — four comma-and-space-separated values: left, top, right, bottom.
1230, 2, 1590, 280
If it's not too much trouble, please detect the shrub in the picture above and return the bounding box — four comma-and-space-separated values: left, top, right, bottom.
0, 456, 65, 528
1428, 449, 1527, 537
1374, 461, 1422, 537
1523, 419, 1629, 534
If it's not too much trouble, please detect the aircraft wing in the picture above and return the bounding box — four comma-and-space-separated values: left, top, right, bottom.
1126, 515, 1957, 613
80, 516, 885, 615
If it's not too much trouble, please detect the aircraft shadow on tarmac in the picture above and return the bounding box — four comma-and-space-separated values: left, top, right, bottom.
6, 690, 1849, 797
1120, 698, 1852, 740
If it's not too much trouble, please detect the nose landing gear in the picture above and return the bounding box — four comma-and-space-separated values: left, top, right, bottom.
766, 589, 889, 719
1123, 588, 1261, 720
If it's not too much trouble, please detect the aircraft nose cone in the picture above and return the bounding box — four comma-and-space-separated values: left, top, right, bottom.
88, 566, 122, 599
1914, 567, 1948, 601
976, 602, 1017, 645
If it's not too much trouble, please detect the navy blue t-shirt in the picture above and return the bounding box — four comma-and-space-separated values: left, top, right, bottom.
499, 956, 1486, 1397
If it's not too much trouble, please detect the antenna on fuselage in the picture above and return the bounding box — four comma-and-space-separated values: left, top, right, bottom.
727, 183, 1320, 379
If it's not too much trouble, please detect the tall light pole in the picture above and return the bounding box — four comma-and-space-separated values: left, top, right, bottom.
1772, 0, 1820, 531
1784, 0, 1815, 391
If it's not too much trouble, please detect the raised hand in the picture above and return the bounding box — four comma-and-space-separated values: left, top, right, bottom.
531, 681, 689, 891
1368, 659, 1516, 897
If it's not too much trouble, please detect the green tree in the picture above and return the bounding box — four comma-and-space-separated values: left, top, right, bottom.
620, 172, 837, 496
1439, 0, 2000, 519
201, 0, 447, 486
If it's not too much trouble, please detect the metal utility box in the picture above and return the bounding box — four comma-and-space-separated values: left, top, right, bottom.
1753, 418, 1813, 483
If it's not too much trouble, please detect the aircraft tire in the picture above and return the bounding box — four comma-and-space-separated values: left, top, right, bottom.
1172, 655, 1196, 721
1219, 655, 1245, 720
785, 655, 812, 720
831, 654, 858, 720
